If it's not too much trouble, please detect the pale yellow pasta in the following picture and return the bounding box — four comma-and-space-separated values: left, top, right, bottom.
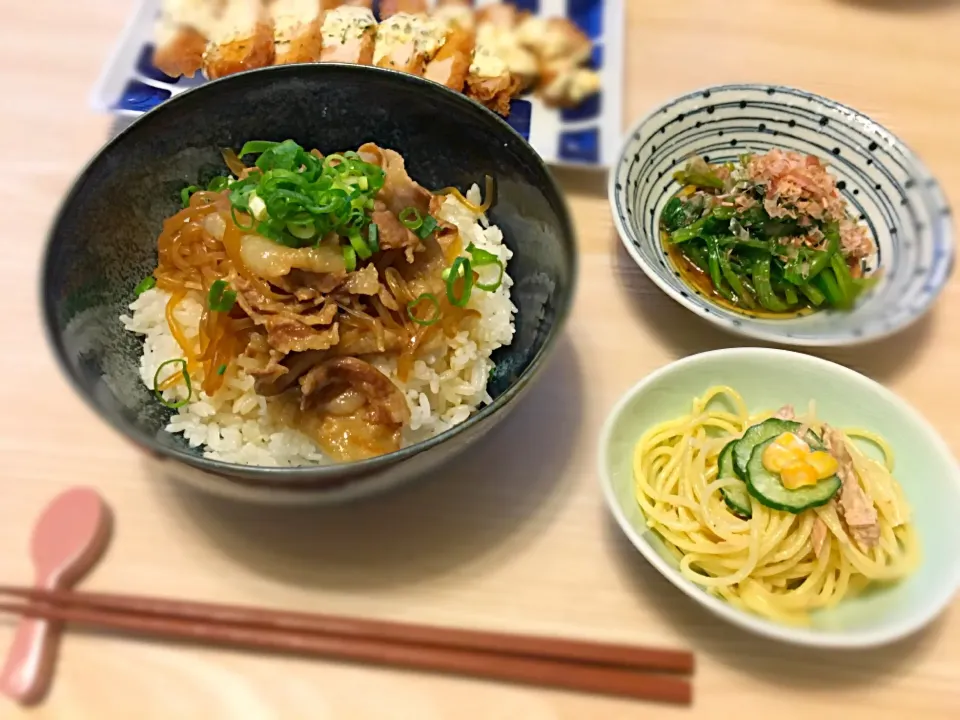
633, 386, 919, 624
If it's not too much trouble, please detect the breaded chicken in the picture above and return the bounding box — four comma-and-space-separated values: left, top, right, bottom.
424, 25, 475, 91
153, 0, 223, 78
433, 0, 475, 32
321, 0, 373, 8
270, 0, 323, 64
476, 2, 526, 29
538, 65, 601, 108
319, 5, 377, 64
474, 20, 537, 90
516, 16, 599, 107
465, 41, 520, 116
201, 0, 275, 79
517, 16, 592, 65
373, 13, 439, 74
379, 0, 428, 18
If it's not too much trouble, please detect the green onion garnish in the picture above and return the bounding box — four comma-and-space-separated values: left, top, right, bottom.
181, 185, 200, 208
466, 243, 505, 292
406, 293, 441, 326
221, 140, 386, 248
368, 223, 380, 253
230, 205, 255, 231
343, 245, 357, 272
208, 280, 237, 313
416, 215, 439, 240
446, 256, 474, 307
217, 364, 227, 376
399, 207, 423, 230
152, 358, 192, 409
348, 232, 372, 260
134, 276, 156, 297
207, 176, 230, 192
238, 140, 280, 158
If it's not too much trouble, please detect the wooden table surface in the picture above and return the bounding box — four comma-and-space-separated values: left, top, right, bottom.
3, 0, 960, 717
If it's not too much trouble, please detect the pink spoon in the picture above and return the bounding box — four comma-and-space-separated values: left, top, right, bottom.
0, 487, 111, 705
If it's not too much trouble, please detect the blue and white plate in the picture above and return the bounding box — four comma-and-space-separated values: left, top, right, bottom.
609, 84, 955, 347
90, 0, 624, 167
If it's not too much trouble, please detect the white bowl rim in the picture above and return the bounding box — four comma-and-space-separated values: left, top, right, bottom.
598, 347, 960, 648
607, 83, 955, 349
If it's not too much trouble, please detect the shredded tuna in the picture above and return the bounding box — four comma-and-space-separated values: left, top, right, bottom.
774, 405, 795, 420
823, 426, 881, 551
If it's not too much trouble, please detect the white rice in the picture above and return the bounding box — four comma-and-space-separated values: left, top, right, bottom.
120, 187, 517, 466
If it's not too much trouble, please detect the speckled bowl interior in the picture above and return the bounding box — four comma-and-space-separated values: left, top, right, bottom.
42, 64, 576, 496
610, 84, 954, 347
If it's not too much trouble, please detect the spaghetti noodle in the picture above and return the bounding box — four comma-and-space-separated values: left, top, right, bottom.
633, 386, 918, 624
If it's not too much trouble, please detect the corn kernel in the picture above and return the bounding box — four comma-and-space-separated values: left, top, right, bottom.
762, 442, 797, 472
773, 432, 810, 454
807, 451, 839, 480
780, 461, 818, 489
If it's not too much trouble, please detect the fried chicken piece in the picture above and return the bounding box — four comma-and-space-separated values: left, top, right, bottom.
201, 0, 275, 79
153, 0, 221, 78
270, 0, 323, 64
319, 4, 377, 64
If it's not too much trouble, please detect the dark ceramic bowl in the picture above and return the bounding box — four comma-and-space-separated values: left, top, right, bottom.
42, 64, 576, 503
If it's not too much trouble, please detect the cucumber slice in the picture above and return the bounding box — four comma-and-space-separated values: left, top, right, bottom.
733, 418, 821, 477
718, 440, 752, 518
745, 437, 841, 513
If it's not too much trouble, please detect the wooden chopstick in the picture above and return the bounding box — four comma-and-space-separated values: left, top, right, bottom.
0, 598, 692, 705
0, 585, 692, 674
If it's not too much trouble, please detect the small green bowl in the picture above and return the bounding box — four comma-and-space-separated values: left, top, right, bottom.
599, 348, 960, 647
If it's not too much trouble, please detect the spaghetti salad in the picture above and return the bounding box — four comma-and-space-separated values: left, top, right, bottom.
632, 386, 918, 624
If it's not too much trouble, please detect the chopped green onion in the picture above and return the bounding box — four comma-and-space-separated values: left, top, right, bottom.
181, 185, 200, 208
368, 223, 380, 253
217, 364, 227, 376
446, 256, 474, 307
286, 220, 316, 240
416, 215, 439, 240
238, 140, 280, 157
207, 176, 230, 192
222, 139, 386, 248
343, 245, 357, 272
208, 280, 237, 313
230, 205, 255, 231
466, 243, 505, 292
134, 276, 156, 297
324, 153, 347, 170
406, 293, 441, 326
399, 207, 423, 230
348, 232, 372, 260
152, 358, 191, 409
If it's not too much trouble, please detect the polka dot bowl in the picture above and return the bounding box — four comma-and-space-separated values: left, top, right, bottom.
609, 84, 954, 347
